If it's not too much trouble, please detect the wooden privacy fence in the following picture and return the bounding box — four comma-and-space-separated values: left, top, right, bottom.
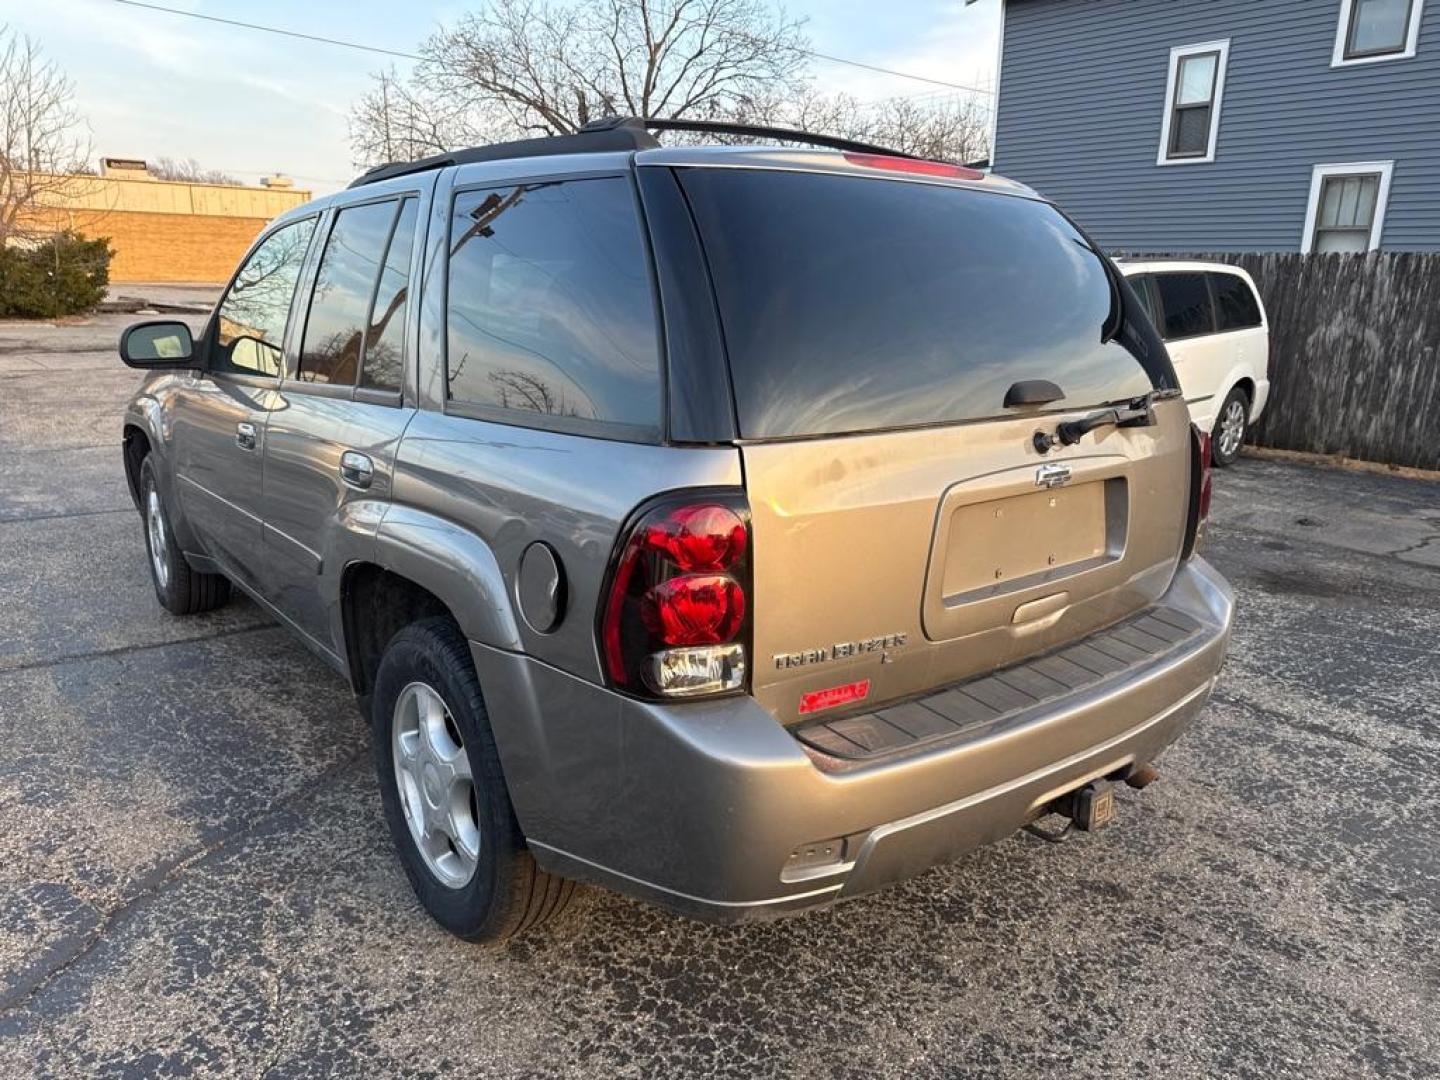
1134, 252, 1440, 471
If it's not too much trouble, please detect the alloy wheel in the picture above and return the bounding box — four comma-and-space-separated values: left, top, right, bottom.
146, 485, 170, 591
391, 681, 481, 888
1219, 399, 1246, 458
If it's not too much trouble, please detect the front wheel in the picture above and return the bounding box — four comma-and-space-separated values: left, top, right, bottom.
1211, 387, 1250, 467
371, 616, 574, 941
139, 456, 231, 615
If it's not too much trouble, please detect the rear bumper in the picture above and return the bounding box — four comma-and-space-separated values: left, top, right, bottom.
473, 557, 1234, 922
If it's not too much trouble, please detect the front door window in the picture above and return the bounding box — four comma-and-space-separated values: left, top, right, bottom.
214, 217, 317, 377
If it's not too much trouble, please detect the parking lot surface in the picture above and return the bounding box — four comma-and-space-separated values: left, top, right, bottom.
1, 312, 1437, 1079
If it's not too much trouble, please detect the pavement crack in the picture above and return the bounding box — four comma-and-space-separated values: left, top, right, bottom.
1388, 534, 1439, 558
0, 623, 275, 676
0, 748, 370, 1016
0, 507, 133, 526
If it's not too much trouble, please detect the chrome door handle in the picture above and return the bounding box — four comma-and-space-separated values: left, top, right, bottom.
236, 422, 257, 451
339, 450, 374, 489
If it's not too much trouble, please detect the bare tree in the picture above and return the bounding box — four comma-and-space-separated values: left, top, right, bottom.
742, 88, 991, 164
0, 27, 93, 245
350, 0, 808, 166
350, 67, 492, 166
148, 157, 241, 186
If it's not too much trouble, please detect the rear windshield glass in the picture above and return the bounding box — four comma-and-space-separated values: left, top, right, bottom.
678, 168, 1163, 439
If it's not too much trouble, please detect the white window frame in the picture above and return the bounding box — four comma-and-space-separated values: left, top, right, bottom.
1332, 0, 1426, 67
1300, 161, 1395, 253
1157, 39, 1231, 166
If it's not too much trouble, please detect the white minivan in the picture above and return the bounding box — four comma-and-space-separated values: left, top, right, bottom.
1120, 260, 1270, 466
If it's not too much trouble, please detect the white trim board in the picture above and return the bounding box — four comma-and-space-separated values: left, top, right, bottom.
1332, 0, 1426, 67
1157, 39, 1231, 167
1300, 160, 1396, 253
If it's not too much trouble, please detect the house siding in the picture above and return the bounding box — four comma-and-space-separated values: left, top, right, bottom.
993, 0, 1440, 252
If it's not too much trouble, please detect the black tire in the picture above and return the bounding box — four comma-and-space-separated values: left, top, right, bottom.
371, 616, 574, 941
1210, 386, 1251, 468
139, 456, 232, 615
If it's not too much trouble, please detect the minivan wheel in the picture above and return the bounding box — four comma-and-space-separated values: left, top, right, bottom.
1211, 388, 1250, 467
139, 456, 231, 615
371, 616, 575, 941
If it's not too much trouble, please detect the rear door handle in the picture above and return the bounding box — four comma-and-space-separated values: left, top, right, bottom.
339, 450, 374, 489
236, 422, 257, 451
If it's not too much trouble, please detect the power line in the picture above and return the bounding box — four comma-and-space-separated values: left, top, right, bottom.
109, 0, 421, 61
108, 0, 993, 96
803, 49, 991, 95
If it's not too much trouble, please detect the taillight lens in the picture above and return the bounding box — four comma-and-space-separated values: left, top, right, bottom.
1182, 425, 1213, 560
642, 575, 746, 645
600, 493, 751, 698
842, 151, 985, 181
642, 504, 747, 572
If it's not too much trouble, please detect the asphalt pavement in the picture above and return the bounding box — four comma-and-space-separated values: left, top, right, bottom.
1, 311, 1437, 1079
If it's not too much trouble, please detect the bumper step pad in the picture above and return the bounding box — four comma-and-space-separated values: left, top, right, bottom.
795, 607, 1203, 762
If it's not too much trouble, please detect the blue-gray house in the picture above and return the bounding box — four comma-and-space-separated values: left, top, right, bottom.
986, 0, 1439, 252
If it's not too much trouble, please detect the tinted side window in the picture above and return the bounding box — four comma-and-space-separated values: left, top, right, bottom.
1211, 272, 1262, 332
298, 199, 399, 385
445, 178, 660, 431
361, 198, 418, 393
1130, 274, 1160, 328
215, 217, 317, 376
1155, 273, 1215, 340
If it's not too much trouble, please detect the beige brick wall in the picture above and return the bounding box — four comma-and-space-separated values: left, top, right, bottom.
91, 211, 273, 284
16, 172, 312, 285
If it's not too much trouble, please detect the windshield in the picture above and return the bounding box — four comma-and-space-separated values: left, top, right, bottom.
677, 168, 1172, 439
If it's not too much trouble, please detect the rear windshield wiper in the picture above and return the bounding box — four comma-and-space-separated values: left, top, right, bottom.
1034, 391, 1160, 453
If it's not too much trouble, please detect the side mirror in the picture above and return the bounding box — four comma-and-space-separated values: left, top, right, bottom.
120, 320, 197, 369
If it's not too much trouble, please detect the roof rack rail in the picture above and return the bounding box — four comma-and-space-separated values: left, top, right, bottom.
582, 115, 921, 160
347, 125, 660, 188
347, 114, 925, 189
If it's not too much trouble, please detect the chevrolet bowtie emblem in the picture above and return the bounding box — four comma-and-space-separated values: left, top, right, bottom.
1035, 463, 1072, 489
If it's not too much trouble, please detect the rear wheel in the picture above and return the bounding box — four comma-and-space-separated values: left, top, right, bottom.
139, 456, 231, 615
1211, 387, 1250, 467
371, 616, 574, 941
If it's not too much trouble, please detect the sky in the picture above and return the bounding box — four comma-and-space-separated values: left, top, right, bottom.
0, 0, 1001, 195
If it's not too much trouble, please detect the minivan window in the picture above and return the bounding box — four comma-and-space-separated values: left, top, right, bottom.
676, 168, 1163, 439
1210, 272, 1262, 332
445, 178, 660, 431
298, 199, 399, 386
1154, 273, 1215, 340
1130, 274, 1160, 328
361, 198, 418, 393
214, 216, 317, 377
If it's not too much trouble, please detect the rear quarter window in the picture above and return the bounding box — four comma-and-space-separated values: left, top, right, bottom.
676, 168, 1163, 439
1210, 272, 1263, 332
445, 177, 660, 436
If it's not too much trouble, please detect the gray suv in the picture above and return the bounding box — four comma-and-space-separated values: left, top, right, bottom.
120, 118, 1234, 941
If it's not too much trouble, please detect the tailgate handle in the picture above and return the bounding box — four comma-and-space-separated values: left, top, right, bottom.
1013, 592, 1069, 627
1004, 379, 1064, 408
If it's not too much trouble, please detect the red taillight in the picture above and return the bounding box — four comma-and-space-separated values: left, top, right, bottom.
642, 575, 746, 646
1183, 425, 1213, 560
1197, 430, 1214, 522
642, 504, 747, 571
843, 151, 985, 181
601, 495, 751, 697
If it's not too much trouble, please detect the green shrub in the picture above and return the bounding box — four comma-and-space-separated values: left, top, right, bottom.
0, 232, 113, 318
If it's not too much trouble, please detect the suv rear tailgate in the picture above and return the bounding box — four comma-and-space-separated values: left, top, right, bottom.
743, 399, 1191, 724
670, 158, 1189, 726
